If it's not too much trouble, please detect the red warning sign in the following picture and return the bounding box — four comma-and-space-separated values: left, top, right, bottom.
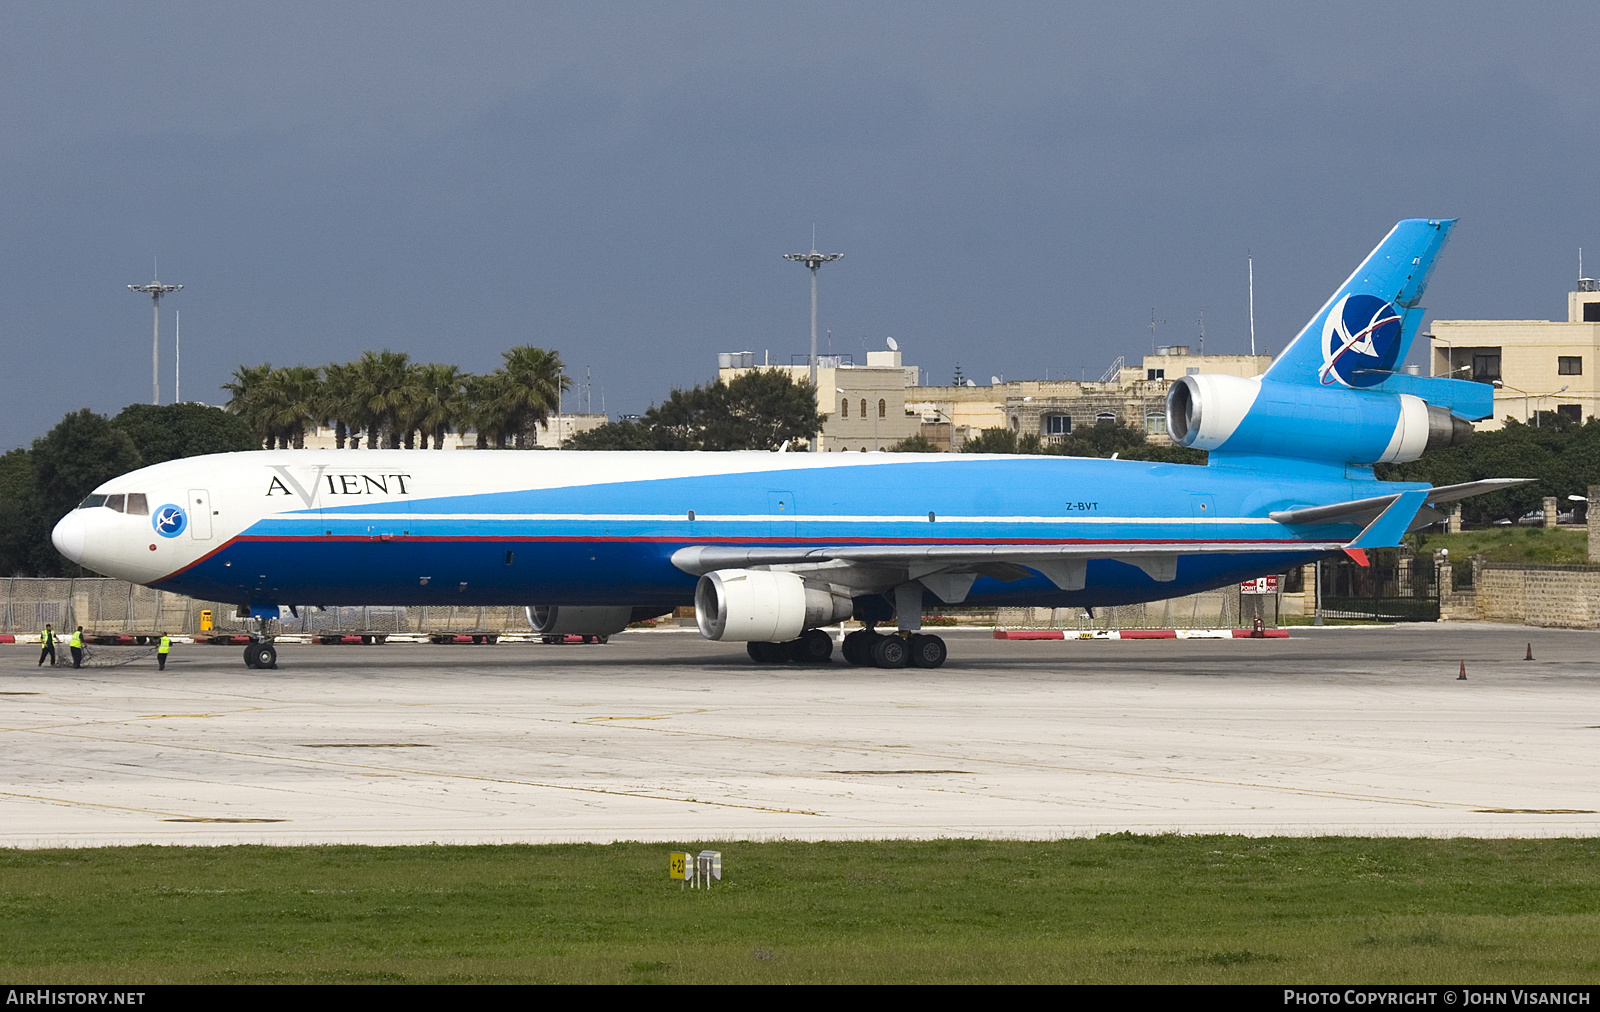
1240, 575, 1280, 595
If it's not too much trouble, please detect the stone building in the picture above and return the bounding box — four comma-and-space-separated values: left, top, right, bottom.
1430, 280, 1600, 430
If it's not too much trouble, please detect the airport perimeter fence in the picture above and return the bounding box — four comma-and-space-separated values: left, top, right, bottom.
0, 578, 537, 636
995, 585, 1270, 631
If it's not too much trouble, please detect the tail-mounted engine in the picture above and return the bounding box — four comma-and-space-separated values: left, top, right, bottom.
1167, 374, 1471, 465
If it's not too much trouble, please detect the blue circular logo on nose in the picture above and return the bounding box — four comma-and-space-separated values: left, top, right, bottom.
153, 504, 187, 538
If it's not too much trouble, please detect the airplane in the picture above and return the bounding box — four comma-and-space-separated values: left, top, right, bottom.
52, 218, 1526, 670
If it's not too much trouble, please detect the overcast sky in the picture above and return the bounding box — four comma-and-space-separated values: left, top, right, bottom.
3, 2, 1597, 448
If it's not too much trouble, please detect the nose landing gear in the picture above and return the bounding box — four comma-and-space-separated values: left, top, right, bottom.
242, 612, 278, 669
243, 641, 277, 669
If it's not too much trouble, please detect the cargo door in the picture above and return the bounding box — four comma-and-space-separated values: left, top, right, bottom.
767, 490, 797, 539
188, 489, 214, 540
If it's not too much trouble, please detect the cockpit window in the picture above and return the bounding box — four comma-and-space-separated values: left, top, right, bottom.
125, 493, 148, 515
105, 494, 126, 513
78, 494, 107, 510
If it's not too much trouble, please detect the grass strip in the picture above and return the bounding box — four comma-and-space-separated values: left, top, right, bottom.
3, 836, 1600, 984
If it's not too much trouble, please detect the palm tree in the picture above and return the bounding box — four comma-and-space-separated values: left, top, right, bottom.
415, 364, 470, 449
466, 372, 514, 449
498, 346, 570, 448
346, 350, 416, 448
320, 361, 363, 449
260, 365, 321, 448
222, 363, 274, 448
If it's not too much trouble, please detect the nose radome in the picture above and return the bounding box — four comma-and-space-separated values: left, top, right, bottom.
51, 512, 85, 564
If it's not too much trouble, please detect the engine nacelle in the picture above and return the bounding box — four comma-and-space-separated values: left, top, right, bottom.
694, 569, 853, 642
526, 605, 635, 637
1167, 374, 1470, 465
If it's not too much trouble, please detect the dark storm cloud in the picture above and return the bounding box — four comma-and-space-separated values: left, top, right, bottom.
1, 2, 1596, 447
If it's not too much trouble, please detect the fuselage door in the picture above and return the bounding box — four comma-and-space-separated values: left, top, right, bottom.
768, 490, 797, 539
188, 489, 214, 539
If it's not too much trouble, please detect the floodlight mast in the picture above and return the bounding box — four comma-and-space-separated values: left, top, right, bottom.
782, 248, 843, 450
129, 276, 182, 404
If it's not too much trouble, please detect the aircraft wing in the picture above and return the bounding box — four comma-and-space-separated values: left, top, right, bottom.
672, 539, 1344, 603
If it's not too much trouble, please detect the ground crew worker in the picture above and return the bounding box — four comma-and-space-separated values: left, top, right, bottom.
70, 626, 84, 668
157, 632, 171, 671
38, 624, 56, 667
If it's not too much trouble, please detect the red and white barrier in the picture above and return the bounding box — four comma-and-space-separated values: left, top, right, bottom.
993, 628, 1288, 640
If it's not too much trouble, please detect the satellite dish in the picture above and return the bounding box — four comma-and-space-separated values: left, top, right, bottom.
965, 379, 976, 387
886, 336, 899, 351
990, 376, 1001, 386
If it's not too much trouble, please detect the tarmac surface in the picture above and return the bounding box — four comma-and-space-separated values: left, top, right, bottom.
2, 624, 1599, 846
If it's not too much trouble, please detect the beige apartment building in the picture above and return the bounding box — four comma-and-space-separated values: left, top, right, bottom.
1430, 282, 1600, 430
911, 347, 1271, 450
717, 345, 1271, 451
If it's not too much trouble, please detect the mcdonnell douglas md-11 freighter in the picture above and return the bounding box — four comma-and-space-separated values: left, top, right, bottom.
52, 219, 1527, 669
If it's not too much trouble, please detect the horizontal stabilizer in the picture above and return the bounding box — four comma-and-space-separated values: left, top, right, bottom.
1346, 489, 1428, 551
1270, 478, 1536, 527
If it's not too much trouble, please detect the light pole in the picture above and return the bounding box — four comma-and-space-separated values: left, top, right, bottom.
1493, 381, 1569, 426
784, 245, 842, 451
129, 275, 182, 405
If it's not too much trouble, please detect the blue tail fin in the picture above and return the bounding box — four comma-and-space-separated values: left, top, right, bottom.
1262, 218, 1455, 388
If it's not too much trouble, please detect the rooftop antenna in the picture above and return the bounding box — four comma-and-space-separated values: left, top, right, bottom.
1148, 308, 1164, 353
784, 234, 843, 451
1197, 309, 1205, 356
1248, 253, 1257, 355
129, 261, 181, 405
585, 367, 593, 414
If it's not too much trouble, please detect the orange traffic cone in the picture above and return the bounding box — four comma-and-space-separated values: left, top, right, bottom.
1525, 643, 1534, 661
1458, 660, 1467, 681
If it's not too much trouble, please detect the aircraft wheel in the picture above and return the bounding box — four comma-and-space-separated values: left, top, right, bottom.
841, 630, 875, 666
870, 635, 908, 669
246, 643, 277, 669
747, 641, 786, 664
595, 636, 609, 644
908, 634, 947, 668
790, 628, 834, 664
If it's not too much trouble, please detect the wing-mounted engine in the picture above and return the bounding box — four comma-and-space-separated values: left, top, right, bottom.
526, 605, 635, 639
694, 569, 853, 642
1167, 374, 1472, 465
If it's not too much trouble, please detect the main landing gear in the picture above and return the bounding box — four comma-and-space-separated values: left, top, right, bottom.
842, 627, 947, 669
745, 626, 947, 668
746, 628, 835, 665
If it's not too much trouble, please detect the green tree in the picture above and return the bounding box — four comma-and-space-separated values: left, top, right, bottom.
19, 410, 144, 576
497, 346, 570, 449
347, 350, 417, 448
960, 428, 1028, 453
32, 410, 143, 518
563, 420, 661, 450
414, 364, 471, 449
1378, 415, 1590, 524
0, 449, 46, 575
111, 403, 258, 465
643, 371, 823, 451
221, 363, 274, 447
885, 433, 943, 452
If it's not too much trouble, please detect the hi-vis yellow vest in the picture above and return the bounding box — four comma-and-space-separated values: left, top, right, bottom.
68, 630, 82, 648
158, 636, 171, 654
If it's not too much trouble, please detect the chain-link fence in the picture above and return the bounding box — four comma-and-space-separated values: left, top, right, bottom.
0, 579, 538, 636
996, 585, 1270, 630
